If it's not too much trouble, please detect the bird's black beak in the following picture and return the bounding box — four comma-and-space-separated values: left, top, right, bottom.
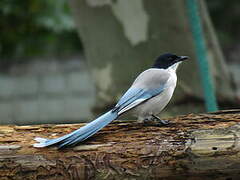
178, 56, 189, 61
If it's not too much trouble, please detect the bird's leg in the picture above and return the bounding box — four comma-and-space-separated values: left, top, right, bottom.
142, 116, 152, 124
142, 115, 169, 126
151, 115, 169, 126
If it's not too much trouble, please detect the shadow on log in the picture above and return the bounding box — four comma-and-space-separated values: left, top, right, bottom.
0, 109, 240, 179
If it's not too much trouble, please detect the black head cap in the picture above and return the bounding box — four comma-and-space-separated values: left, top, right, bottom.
152, 53, 188, 69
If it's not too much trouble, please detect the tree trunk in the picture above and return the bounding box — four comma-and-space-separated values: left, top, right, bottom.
68, 0, 236, 115
0, 110, 240, 179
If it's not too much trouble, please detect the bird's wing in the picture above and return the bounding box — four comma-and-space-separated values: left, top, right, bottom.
114, 68, 171, 115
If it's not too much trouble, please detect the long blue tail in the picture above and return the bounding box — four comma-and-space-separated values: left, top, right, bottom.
33, 110, 118, 149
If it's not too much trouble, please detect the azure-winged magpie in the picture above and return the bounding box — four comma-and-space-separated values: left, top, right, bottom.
34, 53, 188, 149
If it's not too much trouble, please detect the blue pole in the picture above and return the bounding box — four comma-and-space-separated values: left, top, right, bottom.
186, 0, 218, 112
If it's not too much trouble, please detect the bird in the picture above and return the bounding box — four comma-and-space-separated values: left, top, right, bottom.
33, 53, 188, 149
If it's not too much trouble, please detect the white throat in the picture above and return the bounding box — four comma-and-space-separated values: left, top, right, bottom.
168, 62, 181, 72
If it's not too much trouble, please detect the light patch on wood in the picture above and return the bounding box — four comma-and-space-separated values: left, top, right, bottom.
14, 126, 40, 130
186, 127, 240, 156
0, 145, 22, 150
92, 63, 113, 101
73, 143, 113, 151
86, 0, 149, 46
0, 126, 14, 134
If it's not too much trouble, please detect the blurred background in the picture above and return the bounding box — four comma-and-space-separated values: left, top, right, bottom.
0, 0, 239, 125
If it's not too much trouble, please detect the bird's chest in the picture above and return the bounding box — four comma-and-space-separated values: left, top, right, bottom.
132, 73, 177, 118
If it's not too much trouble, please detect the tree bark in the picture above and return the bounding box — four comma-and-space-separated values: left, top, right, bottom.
68, 0, 236, 116
0, 110, 240, 179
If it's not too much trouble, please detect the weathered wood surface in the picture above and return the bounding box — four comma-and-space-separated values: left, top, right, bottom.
1, 109, 240, 180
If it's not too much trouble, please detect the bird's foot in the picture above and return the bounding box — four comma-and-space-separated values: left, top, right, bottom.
143, 115, 169, 127
152, 115, 169, 125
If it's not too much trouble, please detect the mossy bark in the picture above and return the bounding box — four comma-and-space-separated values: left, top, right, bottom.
68, 0, 236, 115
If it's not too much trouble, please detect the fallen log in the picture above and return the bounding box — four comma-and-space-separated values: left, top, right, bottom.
0, 109, 240, 180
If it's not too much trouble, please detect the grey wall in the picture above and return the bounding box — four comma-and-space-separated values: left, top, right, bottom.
0, 56, 96, 125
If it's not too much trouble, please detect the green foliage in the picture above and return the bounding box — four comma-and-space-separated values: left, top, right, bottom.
0, 0, 81, 59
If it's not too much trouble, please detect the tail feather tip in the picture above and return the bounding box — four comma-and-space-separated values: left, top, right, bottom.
33, 137, 48, 148
33, 143, 46, 148
34, 137, 48, 143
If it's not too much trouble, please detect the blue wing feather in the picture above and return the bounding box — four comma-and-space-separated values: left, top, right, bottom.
114, 85, 166, 114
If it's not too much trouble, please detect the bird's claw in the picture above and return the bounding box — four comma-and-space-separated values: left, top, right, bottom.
155, 119, 169, 126
152, 114, 170, 126
143, 115, 170, 127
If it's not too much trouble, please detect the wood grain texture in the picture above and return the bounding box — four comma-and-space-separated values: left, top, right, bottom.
0, 109, 240, 179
